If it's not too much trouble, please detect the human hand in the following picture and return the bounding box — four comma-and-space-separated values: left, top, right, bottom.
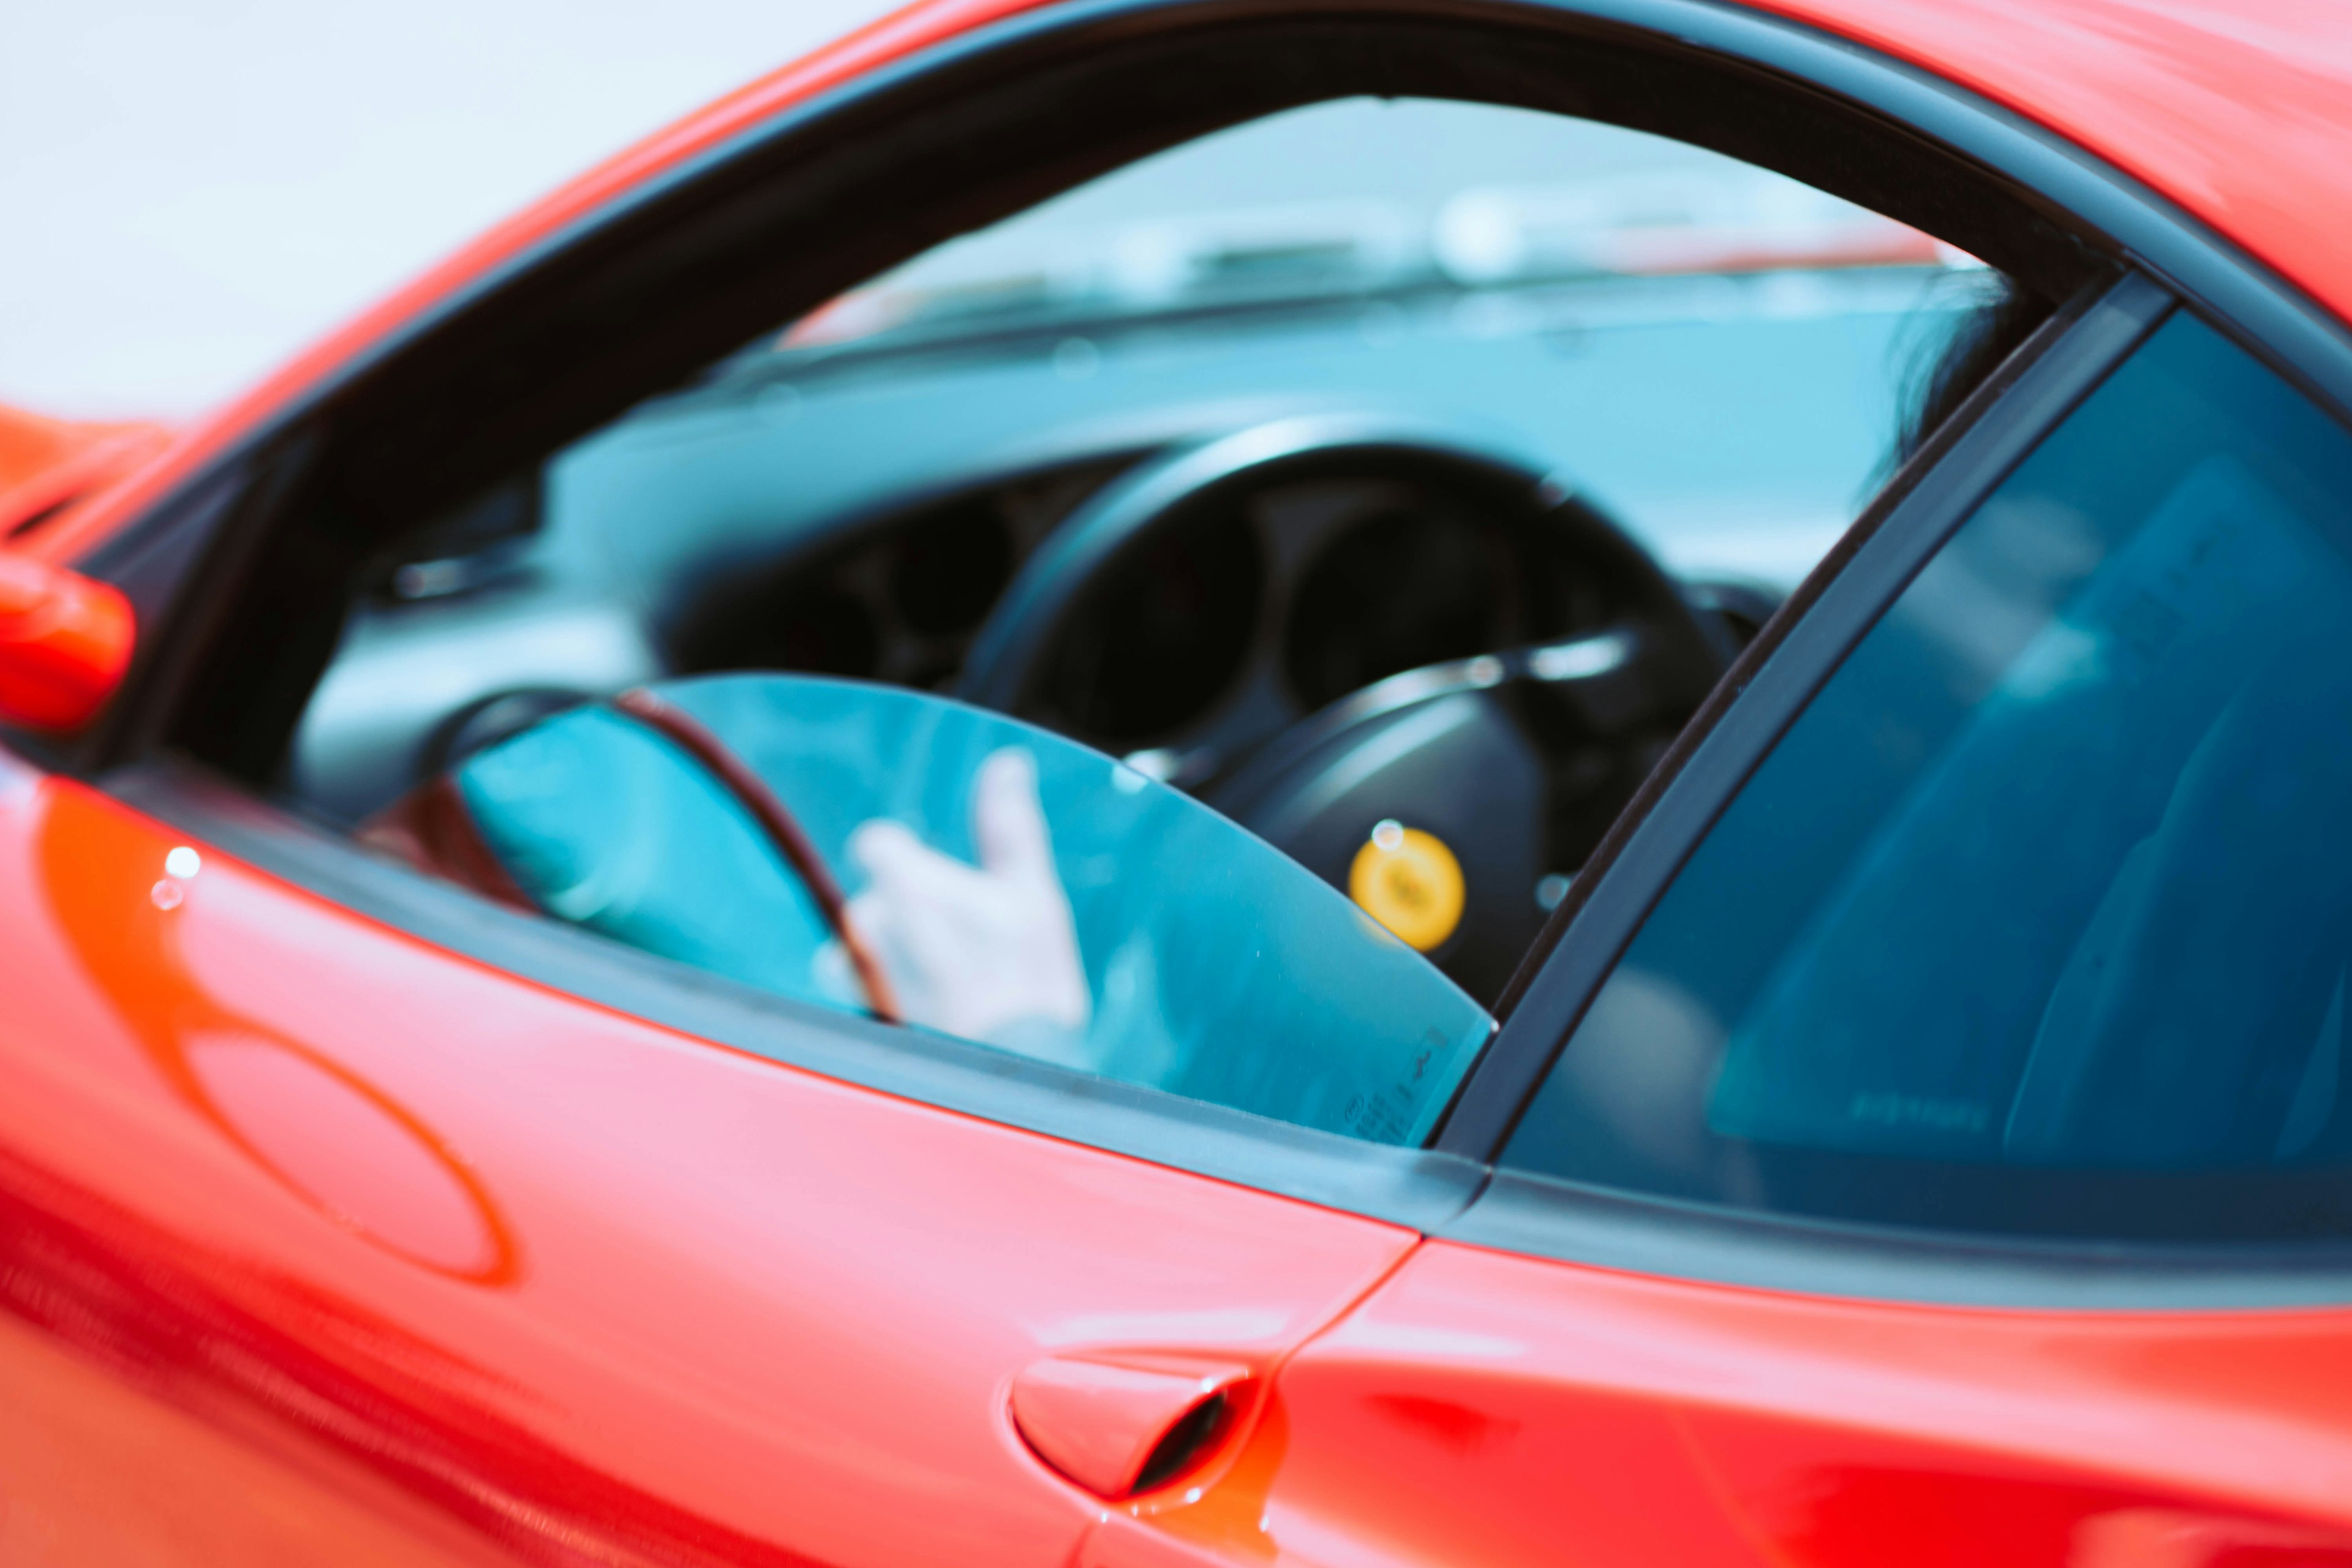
839, 748, 1091, 1049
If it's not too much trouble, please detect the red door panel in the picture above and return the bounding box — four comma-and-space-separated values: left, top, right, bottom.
0, 770, 1417, 1565
0, 1294, 522, 1567
1088, 1238, 2352, 1567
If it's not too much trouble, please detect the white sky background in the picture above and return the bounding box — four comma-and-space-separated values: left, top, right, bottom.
2, 0, 894, 420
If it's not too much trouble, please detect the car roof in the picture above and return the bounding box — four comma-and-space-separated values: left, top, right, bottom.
39, 0, 2352, 565
1752, 0, 2352, 327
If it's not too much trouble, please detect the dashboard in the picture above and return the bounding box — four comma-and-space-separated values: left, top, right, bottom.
670, 461, 1126, 694
287, 261, 1912, 824
670, 458, 1634, 758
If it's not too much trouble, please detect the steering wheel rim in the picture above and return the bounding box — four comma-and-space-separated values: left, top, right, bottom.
960, 412, 1721, 720
957, 413, 1735, 1000
375, 684, 903, 1022
609, 687, 900, 1021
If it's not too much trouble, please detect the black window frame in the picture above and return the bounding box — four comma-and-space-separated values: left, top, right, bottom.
1441, 271, 2176, 1158
1441, 275, 2352, 1303
31, 0, 2352, 1250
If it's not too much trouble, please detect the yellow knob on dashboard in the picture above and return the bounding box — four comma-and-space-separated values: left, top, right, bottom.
1349, 820, 1465, 952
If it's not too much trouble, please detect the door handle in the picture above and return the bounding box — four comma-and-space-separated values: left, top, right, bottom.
1010, 1352, 1253, 1499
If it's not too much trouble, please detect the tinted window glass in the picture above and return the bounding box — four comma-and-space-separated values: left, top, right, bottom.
446, 674, 1491, 1145
1505, 312, 2352, 1241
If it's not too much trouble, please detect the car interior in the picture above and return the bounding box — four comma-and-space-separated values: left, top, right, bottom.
109, 17, 2108, 1136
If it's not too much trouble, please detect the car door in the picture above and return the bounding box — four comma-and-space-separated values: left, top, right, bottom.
1080, 277, 2352, 1567
0, 745, 1468, 1565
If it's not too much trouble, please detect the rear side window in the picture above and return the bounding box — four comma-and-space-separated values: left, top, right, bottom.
1504, 311, 2352, 1242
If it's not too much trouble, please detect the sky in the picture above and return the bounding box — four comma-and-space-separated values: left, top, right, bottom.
2, 0, 893, 420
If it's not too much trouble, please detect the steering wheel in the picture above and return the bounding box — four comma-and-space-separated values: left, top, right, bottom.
957, 415, 1735, 1001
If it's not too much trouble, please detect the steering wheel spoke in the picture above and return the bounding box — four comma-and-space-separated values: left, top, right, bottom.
1205, 623, 1722, 1001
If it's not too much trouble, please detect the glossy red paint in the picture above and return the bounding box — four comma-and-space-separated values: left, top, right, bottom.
1738, 0, 2352, 333
0, 1304, 522, 1566
0, 402, 170, 541
1086, 1241, 2352, 1566
30, 0, 2352, 574
0, 767, 1415, 1562
0, 555, 136, 731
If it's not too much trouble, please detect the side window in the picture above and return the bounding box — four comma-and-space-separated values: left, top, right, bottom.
404, 673, 1492, 1145
1504, 310, 2352, 1242
278, 92, 2058, 1152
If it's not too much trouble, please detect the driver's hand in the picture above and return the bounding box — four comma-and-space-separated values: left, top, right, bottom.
840, 748, 1092, 1049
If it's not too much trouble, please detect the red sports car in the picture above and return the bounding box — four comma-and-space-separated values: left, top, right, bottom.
6, 0, 2352, 1561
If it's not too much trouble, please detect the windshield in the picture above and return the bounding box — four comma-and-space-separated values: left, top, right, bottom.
450, 674, 1494, 1145
698, 97, 1994, 590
